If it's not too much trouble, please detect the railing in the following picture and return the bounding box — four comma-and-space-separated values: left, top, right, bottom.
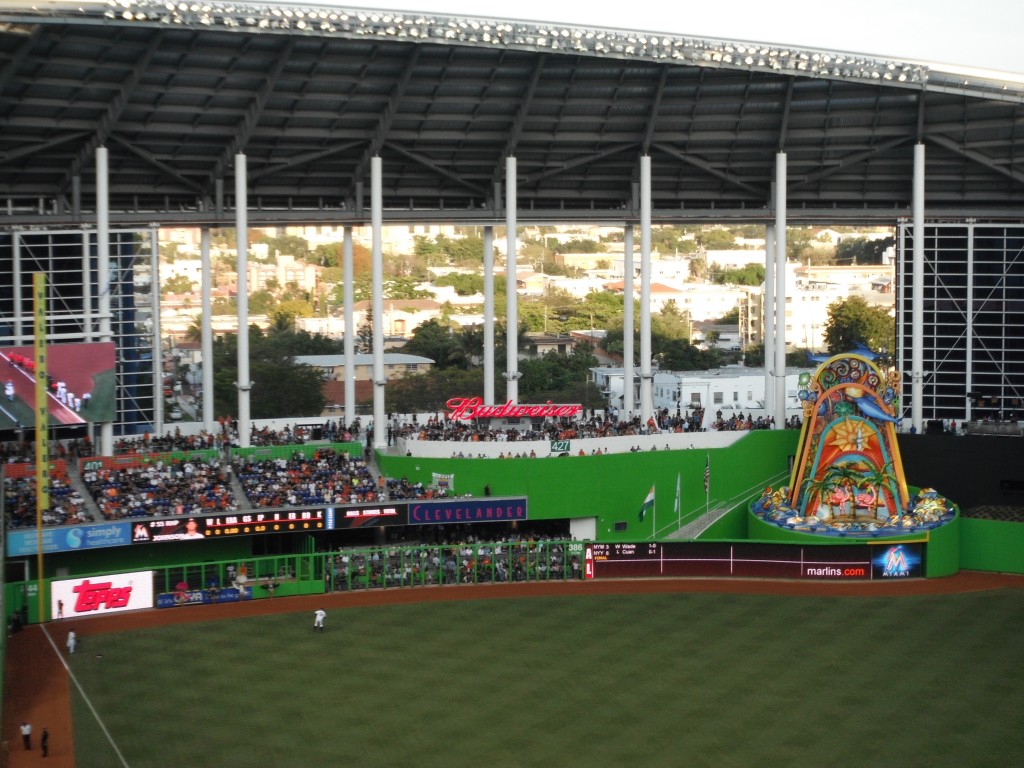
965, 421, 1022, 437
323, 540, 583, 591
148, 540, 583, 599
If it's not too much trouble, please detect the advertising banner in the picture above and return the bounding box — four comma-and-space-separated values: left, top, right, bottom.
328, 503, 407, 530
7, 521, 132, 557
585, 542, 925, 580
51, 570, 154, 618
156, 586, 251, 609
408, 497, 528, 525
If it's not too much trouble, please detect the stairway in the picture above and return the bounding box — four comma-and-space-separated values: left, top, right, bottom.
65, 464, 103, 522
665, 508, 732, 540
224, 460, 253, 511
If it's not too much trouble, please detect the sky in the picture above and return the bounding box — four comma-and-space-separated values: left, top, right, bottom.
336, 0, 1024, 77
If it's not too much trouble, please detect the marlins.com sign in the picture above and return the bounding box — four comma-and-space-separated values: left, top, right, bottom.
51, 570, 154, 618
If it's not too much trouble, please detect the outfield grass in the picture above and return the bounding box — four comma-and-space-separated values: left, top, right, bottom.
70, 591, 1024, 768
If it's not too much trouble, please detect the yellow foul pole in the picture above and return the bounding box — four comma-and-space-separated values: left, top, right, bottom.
34, 272, 50, 622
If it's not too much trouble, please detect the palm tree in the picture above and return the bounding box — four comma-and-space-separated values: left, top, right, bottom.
826, 464, 861, 519
184, 314, 202, 344
802, 474, 834, 519
863, 462, 898, 519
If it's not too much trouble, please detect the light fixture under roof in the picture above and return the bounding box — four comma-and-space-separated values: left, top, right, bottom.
23, 0, 1024, 100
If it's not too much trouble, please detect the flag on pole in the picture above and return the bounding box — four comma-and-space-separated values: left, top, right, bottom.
674, 472, 681, 519
704, 454, 711, 494
638, 485, 655, 522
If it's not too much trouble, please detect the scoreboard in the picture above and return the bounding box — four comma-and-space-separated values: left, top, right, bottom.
585, 541, 924, 580
203, 510, 326, 537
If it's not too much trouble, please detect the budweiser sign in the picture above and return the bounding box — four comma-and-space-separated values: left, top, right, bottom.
446, 397, 583, 420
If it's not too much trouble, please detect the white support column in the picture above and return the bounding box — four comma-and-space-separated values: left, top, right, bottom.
505, 157, 520, 403
911, 142, 925, 434
964, 223, 974, 425
623, 224, 635, 419
200, 227, 214, 431
639, 156, 653, 424
12, 235, 23, 344
82, 231, 93, 341
149, 226, 163, 432
774, 153, 787, 428
764, 222, 775, 414
343, 227, 356, 429
483, 225, 496, 405
371, 158, 386, 449
235, 153, 252, 448
96, 146, 113, 455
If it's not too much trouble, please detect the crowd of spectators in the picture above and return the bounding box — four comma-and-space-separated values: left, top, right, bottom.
108, 420, 363, 457
3, 404, 799, 530
234, 447, 377, 507
383, 475, 457, 500
391, 408, 696, 445
324, 531, 578, 590
707, 410, 803, 431
390, 405, 807, 447
4, 472, 91, 529
81, 458, 237, 520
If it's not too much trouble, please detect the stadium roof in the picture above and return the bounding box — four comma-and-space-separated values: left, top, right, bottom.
1, 1, 1023, 228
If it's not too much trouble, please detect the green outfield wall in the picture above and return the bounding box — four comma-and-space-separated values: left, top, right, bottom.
959, 518, 1024, 573
378, 430, 800, 539
230, 441, 363, 463
3, 430, 1016, 630
746, 507, 961, 578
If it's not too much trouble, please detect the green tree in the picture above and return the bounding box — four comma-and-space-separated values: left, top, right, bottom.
356, 309, 374, 354
802, 474, 835, 518
385, 277, 433, 300
652, 301, 691, 342
716, 307, 740, 324
161, 274, 196, 295
823, 296, 895, 355
401, 318, 468, 369
434, 272, 485, 296
714, 263, 765, 286
740, 343, 815, 368
212, 296, 237, 314
697, 228, 736, 249
253, 234, 309, 261
184, 314, 203, 344
209, 329, 333, 418
836, 236, 895, 266
384, 367, 486, 413
553, 238, 605, 254
518, 346, 599, 402
248, 289, 277, 315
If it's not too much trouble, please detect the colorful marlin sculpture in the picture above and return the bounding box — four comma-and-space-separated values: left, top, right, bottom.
752, 349, 956, 535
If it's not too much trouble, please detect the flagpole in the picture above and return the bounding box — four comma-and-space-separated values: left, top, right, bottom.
704, 453, 710, 517
652, 486, 656, 542
675, 472, 681, 530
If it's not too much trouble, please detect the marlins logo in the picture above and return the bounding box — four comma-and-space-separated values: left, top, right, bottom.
882, 545, 911, 578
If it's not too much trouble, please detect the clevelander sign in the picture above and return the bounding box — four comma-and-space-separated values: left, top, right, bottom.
51, 570, 154, 618
446, 397, 582, 420
409, 498, 528, 525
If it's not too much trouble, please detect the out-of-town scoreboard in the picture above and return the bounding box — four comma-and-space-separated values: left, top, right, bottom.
584, 541, 924, 580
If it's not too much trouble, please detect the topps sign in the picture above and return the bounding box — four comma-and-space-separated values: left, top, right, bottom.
51, 570, 154, 617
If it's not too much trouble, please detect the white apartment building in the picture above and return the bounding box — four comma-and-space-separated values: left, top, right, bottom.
742, 263, 894, 351
604, 279, 753, 322
592, 365, 812, 428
